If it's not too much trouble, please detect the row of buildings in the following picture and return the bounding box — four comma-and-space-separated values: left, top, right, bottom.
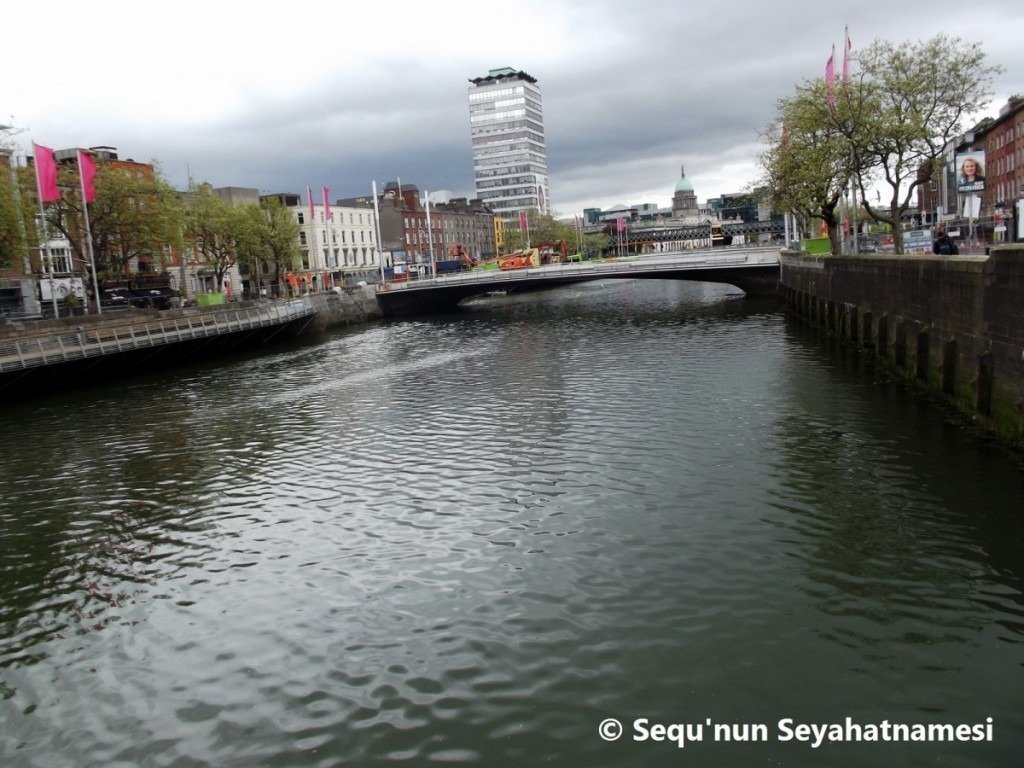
0, 144, 507, 312
1, 64, 551, 314
918, 95, 1024, 231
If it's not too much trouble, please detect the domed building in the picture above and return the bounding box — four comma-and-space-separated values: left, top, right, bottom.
671, 164, 699, 219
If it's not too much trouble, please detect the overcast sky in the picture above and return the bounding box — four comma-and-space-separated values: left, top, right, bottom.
4, 0, 1022, 216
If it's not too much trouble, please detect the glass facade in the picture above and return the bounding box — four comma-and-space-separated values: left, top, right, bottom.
468, 68, 550, 217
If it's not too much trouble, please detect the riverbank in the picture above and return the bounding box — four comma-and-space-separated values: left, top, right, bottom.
0, 286, 383, 398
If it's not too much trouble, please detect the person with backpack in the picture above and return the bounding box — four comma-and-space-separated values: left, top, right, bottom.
933, 229, 959, 255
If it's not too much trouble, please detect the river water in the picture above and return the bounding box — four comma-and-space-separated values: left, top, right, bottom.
1, 280, 1022, 767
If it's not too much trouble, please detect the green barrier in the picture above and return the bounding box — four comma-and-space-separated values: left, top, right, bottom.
197, 293, 226, 306
802, 237, 832, 255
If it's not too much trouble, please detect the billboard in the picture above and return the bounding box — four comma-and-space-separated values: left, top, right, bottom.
39, 277, 85, 302
955, 150, 985, 194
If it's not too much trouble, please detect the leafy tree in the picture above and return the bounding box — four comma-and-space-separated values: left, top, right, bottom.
48, 161, 183, 277
849, 34, 1000, 253
0, 165, 33, 271
759, 80, 862, 255
0, 126, 32, 271
182, 183, 239, 292
258, 197, 300, 293
519, 210, 574, 245
762, 34, 1000, 255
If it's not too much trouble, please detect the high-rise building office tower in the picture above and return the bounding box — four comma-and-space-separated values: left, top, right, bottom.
467, 67, 550, 217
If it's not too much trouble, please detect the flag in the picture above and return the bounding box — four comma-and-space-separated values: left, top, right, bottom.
306, 185, 315, 224
322, 186, 332, 221
33, 142, 60, 202
617, 217, 626, 233
842, 27, 852, 86
519, 210, 527, 230
78, 150, 97, 203
825, 44, 836, 110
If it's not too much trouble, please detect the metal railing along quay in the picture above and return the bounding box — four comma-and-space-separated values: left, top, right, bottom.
0, 297, 322, 373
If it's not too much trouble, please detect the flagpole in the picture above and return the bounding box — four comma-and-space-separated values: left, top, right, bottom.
77, 152, 102, 315
425, 189, 436, 279
31, 151, 59, 318
371, 180, 385, 284
305, 185, 316, 295
323, 186, 336, 286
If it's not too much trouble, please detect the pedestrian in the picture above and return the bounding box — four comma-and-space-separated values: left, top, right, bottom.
932, 229, 958, 256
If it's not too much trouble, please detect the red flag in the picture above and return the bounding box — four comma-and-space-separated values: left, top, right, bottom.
842, 27, 852, 86
825, 45, 836, 111
33, 142, 60, 202
617, 216, 626, 233
322, 186, 332, 221
78, 150, 97, 203
306, 185, 315, 224
518, 210, 527, 230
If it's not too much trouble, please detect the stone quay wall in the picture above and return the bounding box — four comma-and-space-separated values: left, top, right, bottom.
309, 285, 383, 331
779, 246, 1024, 449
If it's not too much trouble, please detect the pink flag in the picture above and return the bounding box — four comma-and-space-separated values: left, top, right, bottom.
617, 217, 626, 233
33, 142, 60, 202
322, 186, 332, 221
842, 27, 852, 86
825, 44, 836, 111
78, 150, 97, 203
306, 185, 315, 224
519, 210, 527, 230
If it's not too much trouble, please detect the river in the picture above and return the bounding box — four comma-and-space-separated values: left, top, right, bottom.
1, 280, 1022, 767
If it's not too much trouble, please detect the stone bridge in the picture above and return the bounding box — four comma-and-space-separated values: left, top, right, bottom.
376, 246, 781, 316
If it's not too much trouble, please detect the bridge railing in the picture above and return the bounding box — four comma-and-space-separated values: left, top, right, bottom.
0, 297, 317, 373
378, 247, 780, 292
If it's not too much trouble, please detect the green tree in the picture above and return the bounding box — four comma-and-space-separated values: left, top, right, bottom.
0, 126, 32, 271
762, 34, 1000, 255
182, 183, 238, 292
514, 210, 581, 250
850, 34, 1001, 253
0, 165, 31, 271
48, 161, 183, 277
759, 79, 862, 255
258, 197, 300, 293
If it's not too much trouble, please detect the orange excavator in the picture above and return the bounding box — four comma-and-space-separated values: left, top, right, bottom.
498, 239, 568, 271
448, 244, 477, 270
498, 247, 540, 271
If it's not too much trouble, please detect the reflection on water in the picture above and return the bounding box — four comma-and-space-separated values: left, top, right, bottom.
1, 280, 1022, 767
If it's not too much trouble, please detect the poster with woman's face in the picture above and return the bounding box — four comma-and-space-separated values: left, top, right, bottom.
956, 150, 985, 193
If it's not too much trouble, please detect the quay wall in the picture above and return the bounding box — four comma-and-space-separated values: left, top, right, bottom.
308, 285, 383, 330
779, 246, 1024, 449
0, 285, 383, 341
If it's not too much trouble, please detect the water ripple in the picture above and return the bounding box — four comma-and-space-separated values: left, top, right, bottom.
1, 281, 1022, 766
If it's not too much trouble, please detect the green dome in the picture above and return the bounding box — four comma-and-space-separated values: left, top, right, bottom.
674, 163, 694, 193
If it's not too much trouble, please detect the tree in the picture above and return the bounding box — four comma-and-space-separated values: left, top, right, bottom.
849, 35, 1001, 253
47, 161, 183, 278
258, 197, 300, 294
759, 80, 862, 255
0, 125, 32, 271
182, 183, 239, 292
0, 165, 32, 272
